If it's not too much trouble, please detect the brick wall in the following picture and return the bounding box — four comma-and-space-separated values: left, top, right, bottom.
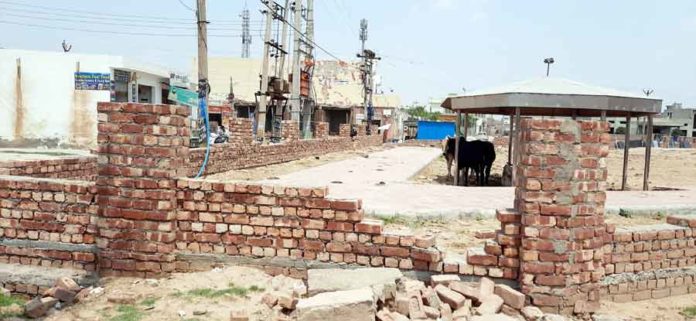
0, 156, 97, 181
339, 124, 351, 137
96, 102, 190, 277
187, 135, 382, 176
0, 176, 97, 271
312, 122, 329, 140
228, 118, 254, 146
281, 120, 300, 141
173, 178, 441, 272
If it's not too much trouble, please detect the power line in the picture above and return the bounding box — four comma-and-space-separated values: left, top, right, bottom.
0, 1, 263, 25
0, 11, 262, 31
0, 19, 243, 38
176, 0, 196, 12
276, 11, 345, 63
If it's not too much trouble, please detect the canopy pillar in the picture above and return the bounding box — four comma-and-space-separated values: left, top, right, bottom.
511, 107, 521, 185
454, 111, 461, 186
621, 115, 631, 190
643, 115, 653, 191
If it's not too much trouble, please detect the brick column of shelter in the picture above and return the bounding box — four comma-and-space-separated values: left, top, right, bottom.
229, 118, 254, 145
96, 102, 190, 277
516, 119, 610, 315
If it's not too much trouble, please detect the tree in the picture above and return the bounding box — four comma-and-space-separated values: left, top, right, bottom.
405, 105, 440, 121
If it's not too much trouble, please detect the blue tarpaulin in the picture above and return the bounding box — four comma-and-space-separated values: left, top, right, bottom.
416, 121, 455, 140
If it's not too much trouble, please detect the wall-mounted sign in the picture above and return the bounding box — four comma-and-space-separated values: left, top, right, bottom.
75, 72, 110, 90
170, 73, 190, 89
114, 70, 130, 83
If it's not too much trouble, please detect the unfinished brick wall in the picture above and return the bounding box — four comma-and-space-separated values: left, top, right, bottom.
516, 119, 610, 314
0, 176, 97, 271
0, 156, 97, 181
281, 120, 300, 141
339, 124, 351, 137
228, 118, 254, 146
187, 135, 382, 176
96, 102, 190, 277
312, 122, 329, 139
174, 178, 441, 273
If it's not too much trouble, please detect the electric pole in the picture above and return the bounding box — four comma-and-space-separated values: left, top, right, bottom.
543, 57, 554, 77
196, 0, 209, 145
241, 8, 252, 58
257, 3, 274, 139
277, 0, 291, 76
301, 0, 315, 139
290, 0, 303, 121
357, 18, 379, 135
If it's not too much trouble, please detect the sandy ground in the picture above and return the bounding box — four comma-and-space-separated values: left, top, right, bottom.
412, 147, 696, 190
382, 213, 668, 256
598, 293, 696, 321
205, 146, 384, 181
45, 266, 302, 321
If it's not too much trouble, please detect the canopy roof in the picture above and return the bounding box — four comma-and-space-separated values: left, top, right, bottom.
442, 77, 662, 117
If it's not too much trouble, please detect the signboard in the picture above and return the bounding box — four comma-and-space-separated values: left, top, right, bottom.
74, 72, 110, 90
114, 70, 130, 83
169, 87, 198, 109
170, 73, 190, 89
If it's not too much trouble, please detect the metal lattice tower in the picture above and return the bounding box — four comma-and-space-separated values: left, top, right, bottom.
241, 9, 252, 58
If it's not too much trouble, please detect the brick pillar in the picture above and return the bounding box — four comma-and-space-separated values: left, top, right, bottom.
312, 122, 329, 139
339, 124, 351, 137
517, 119, 610, 315
96, 102, 190, 277
229, 118, 253, 145
281, 120, 300, 141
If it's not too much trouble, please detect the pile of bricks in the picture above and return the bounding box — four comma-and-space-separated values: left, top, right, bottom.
312, 122, 329, 139
174, 178, 441, 272
281, 121, 300, 141
516, 119, 610, 314
376, 275, 542, 321
0, 176, 97, 270
96, 102, 190, 277
0, 156, 97, 181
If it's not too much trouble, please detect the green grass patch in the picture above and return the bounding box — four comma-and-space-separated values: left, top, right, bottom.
682, 306, 696, 318
0, 293, 25, 307
110, 305, 144, 321
173, 283, 263, 300
139, 297, 157, 307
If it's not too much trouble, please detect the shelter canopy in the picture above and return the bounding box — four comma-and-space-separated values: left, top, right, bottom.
441, 77, 662, 117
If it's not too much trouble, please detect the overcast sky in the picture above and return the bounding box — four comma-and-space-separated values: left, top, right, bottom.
1, 0, 695, 107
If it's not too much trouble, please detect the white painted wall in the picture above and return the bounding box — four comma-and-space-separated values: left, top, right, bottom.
0, 49, 172, 148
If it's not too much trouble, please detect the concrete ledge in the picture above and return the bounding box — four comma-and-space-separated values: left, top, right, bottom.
175, 253, 518, 287
0, 238, 97, 253
0, 262, 98, 289
601, 266, 696, 285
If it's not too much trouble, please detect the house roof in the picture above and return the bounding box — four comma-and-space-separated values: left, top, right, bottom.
442, 77, 662, 117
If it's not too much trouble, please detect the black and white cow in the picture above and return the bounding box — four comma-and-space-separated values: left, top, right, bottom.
442, 136, 496, 186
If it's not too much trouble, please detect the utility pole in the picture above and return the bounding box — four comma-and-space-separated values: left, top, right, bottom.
543, 57, 555, 77
241, 8, 252, 58
277, 0, 291, 76
290, 0, 303, 121
301, 0, 315, 139
196, 0, 209, 145
257, 3, 274, 139
357, 18, 379, 135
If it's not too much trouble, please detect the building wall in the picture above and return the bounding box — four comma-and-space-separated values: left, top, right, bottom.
0, 49, 169, 148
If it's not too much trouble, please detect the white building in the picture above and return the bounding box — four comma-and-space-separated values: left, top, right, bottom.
0, 49, 174, 148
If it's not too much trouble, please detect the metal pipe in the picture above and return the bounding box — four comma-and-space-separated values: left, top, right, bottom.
512, 107, 521, 185
507, 113, 513, 164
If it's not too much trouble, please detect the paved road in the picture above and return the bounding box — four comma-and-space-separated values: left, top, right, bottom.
260, 147, 696, 218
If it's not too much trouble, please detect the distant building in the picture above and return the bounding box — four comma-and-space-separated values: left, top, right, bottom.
653, 103, 696, 137
201, 57, 402, 137
0, 49, 175, 148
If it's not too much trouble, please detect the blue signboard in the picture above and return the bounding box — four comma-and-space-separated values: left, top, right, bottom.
74, 72, 110, 90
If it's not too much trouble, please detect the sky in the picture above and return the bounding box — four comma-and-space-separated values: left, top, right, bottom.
1, 0, 695, 107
